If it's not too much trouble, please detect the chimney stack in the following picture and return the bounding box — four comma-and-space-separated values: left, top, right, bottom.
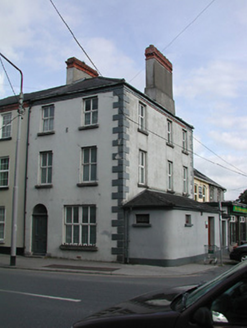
145, 45, 175, 115
66, 57, 98, 84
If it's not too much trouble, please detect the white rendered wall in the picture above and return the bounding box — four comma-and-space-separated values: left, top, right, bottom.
25, 91, 118, 261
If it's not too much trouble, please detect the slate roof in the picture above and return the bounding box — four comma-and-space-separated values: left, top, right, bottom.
123, 189, 218, 213
194, 168, 226, 190
0, 76, 124, 107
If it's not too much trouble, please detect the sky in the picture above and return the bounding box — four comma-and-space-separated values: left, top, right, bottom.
0, 0, 247, 201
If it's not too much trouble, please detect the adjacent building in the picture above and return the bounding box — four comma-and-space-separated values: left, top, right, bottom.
194, 168, 226, 202
0, 98, 28, 255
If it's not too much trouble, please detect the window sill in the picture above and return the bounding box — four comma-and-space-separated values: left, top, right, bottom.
77, 182, 98, 187
0, 186, 9, 190
166, 142, 174, 148
78, 124, 99, 131
60, 244, 98, 251
0, 137, 12, 142
35, 184, 53, 189
185, 224, 193, 227
0, 240, 5, 244
132, 224, 151, 228
137, 128, 149, 136
138, 183, 148, 188
182, 150, 189, 155
37, 131, 55, 136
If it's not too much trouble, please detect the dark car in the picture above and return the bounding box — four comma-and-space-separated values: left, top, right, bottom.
72, 261, 247, 328
230, 244, 247, 262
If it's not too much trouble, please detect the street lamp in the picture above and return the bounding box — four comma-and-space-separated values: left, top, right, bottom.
0, 53, 24, 266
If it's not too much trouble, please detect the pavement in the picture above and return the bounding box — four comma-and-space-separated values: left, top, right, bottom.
0, 253, 236, 277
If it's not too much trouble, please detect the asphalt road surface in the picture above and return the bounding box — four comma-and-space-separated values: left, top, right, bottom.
0, 265, 231, 328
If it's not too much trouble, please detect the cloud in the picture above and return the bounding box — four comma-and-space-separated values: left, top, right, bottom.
208, 131, 247, 151
175, 60, 247, 100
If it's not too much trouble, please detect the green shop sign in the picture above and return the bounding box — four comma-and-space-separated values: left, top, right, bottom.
233, 206, 247, 214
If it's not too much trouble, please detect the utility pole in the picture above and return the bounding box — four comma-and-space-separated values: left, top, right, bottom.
0, 53, 24, 266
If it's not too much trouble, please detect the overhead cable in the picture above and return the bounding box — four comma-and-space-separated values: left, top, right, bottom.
49, 0, 102, 76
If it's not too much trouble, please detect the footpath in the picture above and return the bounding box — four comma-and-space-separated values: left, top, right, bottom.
0, 253, 236, 277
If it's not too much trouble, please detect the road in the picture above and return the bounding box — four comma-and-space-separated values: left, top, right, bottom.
0, 265, 231, 328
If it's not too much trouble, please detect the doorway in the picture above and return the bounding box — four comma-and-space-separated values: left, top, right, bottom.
32, 204, 47, 255
208, 216, 215, 246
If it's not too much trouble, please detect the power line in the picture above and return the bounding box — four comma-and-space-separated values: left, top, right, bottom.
193, 136, 247, 176
129, 0, 216, 83
162, 0, 216, 53
49, 0, 102, 76
120, 106, 247, 178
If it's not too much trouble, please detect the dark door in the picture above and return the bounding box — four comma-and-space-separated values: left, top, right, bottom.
32, 205, 47, 255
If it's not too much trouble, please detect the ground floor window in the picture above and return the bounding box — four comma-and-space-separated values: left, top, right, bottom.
64, 205, 96, 246
0, 207, 5, 240
230, 222, 237, 244
136, 214, 150, 225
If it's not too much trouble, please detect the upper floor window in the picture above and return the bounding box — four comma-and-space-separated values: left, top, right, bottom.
0, 157, 9, 187
0, 112, 12, 139
182, 129, 188, 152
139, 150, 146, 185
40, 151, 53, 184
167, 120, 173, 145
81, 147, 97, 182
194, 184, 198, 201
83, 97, 98, 126
199, 186, 203, 199
183, 166, 188, 194
168, 161, 173, 191
138, 103, 146, 131
0, 207, 5, 240
64, 205, 96, 246
203, 185, 206, 202
42, 105, 54, 132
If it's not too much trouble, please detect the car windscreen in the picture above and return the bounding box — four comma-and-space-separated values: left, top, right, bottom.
171, 261, 247, 311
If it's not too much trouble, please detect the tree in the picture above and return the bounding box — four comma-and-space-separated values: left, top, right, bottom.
237, 189, 247, 204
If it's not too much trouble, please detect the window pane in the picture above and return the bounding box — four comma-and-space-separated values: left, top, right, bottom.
92, 98, 98, 110
66, 207, 72, 223
73, 225, 79, 244
66, 225, 72, 243
85, 99, 91, 111
0, 208, 4, 221
85, 113, 91, 125
90, 207, 96, 223
0, 224, 4, 239
82, 226, 88, 245
0, 158, 9, 170
91, 164, 96, 181
42, 153, 47, 166
83, 207, 88, 223
43, 107, 49, 118
83, 149, 90, 163
90, 225, 96, 245
92, 112, 98, 124
83, 165, 89, 181
49, 106, 54, 117
47, 168, 52, 183
49, 118, 54, 131
73, 207, 79, 223
41, 168, 46, 184
91, 148, 97, 162
48, 153, 52, 166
